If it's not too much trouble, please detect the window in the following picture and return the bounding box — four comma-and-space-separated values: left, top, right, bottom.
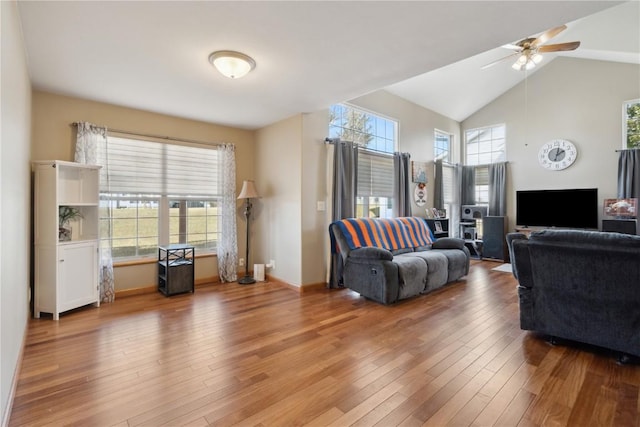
465, 124, 505, 166
464, 124, 505, 223
329, 104, 397, 218
434, 130, 451, 163
624, 99, 640, 149
98, 136, 221, 259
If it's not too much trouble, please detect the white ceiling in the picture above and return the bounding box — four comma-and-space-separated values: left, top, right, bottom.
17, 1, 638, 130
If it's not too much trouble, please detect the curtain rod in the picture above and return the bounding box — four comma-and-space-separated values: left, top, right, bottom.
324, 137, 394, 156
615, 148, 639, 152
71, 122, 225, 147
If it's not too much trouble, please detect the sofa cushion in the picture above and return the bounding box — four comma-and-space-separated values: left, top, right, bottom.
392, 256, 428, 299
432, 237, 465, 250
400, 251, 448, 292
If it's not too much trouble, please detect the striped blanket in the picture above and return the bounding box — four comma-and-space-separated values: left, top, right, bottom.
330, 217, 434, 253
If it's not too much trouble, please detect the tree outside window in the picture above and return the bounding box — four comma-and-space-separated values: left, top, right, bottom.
625, 99, 640, 149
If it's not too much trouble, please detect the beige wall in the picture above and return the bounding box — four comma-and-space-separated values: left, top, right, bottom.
462, 57, 640, 232
31, 91, 256, 291
1, 1, 32, 422
254, 114, 303, 286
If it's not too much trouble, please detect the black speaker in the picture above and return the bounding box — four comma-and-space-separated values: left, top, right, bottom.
482, 216, 508, 261
602, 219, 637, 235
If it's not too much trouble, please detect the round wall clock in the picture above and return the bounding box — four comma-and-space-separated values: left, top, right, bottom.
538, 139, 577, 171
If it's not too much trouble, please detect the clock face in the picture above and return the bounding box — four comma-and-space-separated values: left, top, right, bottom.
538, 139, 577, 170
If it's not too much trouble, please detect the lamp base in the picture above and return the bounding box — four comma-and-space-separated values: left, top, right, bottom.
238, 275, 256, 285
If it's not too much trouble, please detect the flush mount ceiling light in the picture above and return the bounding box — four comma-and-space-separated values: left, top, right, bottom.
208, 50, 256, 79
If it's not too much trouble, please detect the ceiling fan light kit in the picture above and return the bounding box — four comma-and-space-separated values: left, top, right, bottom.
484, 24, 580, 71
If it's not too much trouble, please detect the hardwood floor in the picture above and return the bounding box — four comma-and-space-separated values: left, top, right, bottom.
9, 261, 640, 426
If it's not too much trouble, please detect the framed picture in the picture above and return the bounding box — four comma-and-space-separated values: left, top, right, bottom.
411, 161, 428, 183
434, 221, 443, 233
604, 198, 638, 218
437, 209, 447, 219
432, 208, 440, 218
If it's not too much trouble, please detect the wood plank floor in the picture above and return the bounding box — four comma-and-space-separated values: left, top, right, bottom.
9, 261, 640, 426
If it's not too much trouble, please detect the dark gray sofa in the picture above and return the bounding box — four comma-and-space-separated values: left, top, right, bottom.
330, 217, 470, 304
508, 229, 640, 358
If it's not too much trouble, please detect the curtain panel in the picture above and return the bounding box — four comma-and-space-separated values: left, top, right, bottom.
393, 152, 411, 217
488, 162, 507, 216
217, 144, 238, 282
329, 138, 358, 288
74, 121, 115, 303
461, 165, 476, 206
618, 149, 640, 199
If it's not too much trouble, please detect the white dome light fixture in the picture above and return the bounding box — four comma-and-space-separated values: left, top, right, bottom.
208, 50, 256, 79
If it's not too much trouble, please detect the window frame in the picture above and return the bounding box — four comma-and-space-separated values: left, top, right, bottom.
100, 134, 221, 261
329, 103, 398, 218
434, 129, 452, 163
464, 124, 506, 166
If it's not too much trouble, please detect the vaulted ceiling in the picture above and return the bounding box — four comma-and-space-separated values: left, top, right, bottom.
17, 1, 638, 130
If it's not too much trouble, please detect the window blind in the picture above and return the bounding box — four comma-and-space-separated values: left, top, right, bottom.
357, 150, 394, 198
475, 165, 489, 186
442, 164, 454, 204
98, 136, 220, 197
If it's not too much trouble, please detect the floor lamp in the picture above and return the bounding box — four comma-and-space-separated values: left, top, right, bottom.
237, 180, 260, 284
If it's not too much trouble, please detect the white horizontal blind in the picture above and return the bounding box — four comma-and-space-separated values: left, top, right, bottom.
357, 151, 394, 198
98, 136, 219, 197
475, 165, 489, 186
442, 164, 454, 204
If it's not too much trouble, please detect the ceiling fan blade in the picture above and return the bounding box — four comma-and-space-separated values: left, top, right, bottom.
481, 52, 519, 70
501, 43, 521, 50
537, 41, 581, 52
531, 25, 567, 47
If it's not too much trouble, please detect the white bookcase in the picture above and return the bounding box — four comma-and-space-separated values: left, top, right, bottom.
33, 160, 101, 320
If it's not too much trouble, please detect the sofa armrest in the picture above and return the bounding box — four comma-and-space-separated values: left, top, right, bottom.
432, 237, 465, 250
349, 246, 394, 261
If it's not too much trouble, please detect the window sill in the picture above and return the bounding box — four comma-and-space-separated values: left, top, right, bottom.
113, 252, 216, 268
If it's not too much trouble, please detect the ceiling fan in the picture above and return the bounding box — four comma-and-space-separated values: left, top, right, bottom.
482, 25, 580, 71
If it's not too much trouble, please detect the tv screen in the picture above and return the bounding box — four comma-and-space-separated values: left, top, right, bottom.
516, 188, 598, 229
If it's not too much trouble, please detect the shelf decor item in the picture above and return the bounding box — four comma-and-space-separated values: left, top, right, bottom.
58, 206, 83, 241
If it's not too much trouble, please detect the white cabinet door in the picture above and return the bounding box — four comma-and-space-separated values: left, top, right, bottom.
58, 241, 99, 319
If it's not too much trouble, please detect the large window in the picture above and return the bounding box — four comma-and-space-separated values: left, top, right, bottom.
99, 136, 220, 259
330, 104, 397, 218
465, 124, 506, 204
465, 124, 505, 166
624, 99, 640, 149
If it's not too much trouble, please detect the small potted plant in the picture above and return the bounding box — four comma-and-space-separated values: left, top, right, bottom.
58, 206, 83, 241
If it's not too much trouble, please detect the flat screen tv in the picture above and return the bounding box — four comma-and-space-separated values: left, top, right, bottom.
516, 188, 598, 229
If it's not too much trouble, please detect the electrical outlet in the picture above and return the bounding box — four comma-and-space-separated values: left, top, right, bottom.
239, 258, 245, 266
269, 259, 275, 270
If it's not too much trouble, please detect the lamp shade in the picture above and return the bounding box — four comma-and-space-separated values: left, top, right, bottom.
238, 180, 259, 199
208, 51, 256, 79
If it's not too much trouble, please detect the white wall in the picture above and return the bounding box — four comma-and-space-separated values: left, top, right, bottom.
1, 1, 32, 423
462, 57, 640, 231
